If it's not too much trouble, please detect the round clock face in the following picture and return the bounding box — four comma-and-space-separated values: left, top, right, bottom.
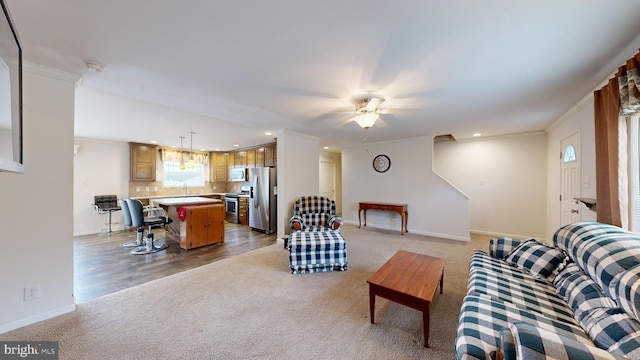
373, 154, 391, 173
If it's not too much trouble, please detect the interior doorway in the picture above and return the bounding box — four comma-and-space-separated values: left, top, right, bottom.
560, 132, 581, 226
319, 151, 342, 215
320, 160, 336, 201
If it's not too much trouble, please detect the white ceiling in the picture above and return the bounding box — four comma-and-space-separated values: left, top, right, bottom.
6, 0, 640, 151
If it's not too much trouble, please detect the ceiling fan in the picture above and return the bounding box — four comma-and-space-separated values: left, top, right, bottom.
341, 94, 417, 129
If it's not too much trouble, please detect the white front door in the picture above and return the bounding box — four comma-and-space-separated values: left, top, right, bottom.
561, 132, 581, 226
320, 161, 335, 201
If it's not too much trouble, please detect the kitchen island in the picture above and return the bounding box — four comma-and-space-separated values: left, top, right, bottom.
152, 197, 224, 250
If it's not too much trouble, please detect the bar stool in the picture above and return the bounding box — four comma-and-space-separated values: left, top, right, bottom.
125, 199, 169, 255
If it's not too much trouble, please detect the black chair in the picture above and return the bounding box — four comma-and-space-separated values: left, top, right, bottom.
120, 199, 144, 247
93, 195, 121, 235
125, 199, 169, 255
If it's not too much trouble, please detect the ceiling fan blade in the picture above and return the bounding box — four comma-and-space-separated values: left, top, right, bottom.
336, 117, 355, 128
328, 106, 355, 113
365, 97, 384, 111
379, 108, 419, 114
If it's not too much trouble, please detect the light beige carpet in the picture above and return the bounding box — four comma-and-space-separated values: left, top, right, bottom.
0, 225, 488, 360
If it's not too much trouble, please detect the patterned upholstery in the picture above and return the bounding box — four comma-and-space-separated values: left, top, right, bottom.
506, 322, 628, 360
489, 237, 523, 259
287, 230, 347, 274
504, 239, 567, 279
288, 195, 343, 232
456, 223, 640, 360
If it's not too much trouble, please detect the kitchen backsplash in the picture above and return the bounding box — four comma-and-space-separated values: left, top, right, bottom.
128, 180, 249, 197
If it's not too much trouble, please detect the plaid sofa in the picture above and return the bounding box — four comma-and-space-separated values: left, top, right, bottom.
286, 230, 347, 274
288, 195, 343, 232
455, 222, 640, 360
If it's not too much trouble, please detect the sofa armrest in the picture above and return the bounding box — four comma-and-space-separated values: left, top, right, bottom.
288, 215, 305, 231
328, 215, 343, 230
489, 237, 522, 259
504, 322, 627, 360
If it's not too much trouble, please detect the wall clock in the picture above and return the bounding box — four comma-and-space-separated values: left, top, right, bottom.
373, 154, 391, 173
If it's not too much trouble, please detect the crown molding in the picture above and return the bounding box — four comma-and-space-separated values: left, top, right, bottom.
23, 61, 83, 86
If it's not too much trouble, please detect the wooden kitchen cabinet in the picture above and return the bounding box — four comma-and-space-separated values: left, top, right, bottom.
246, 149, 256, 168
256, 147, 265, 167
179, 204, 225, 250
129, 142, 157, 181
264, 144, 276, 166
238, 196, 249, 225
210, 152, 227, 181
235, 150, 247, 167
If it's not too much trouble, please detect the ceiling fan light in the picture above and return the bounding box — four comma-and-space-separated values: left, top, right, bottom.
354, 113, 378, 129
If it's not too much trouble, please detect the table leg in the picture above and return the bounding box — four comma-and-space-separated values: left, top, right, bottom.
369, 286, 376, 324
364, 209, 367, 227
440, 271, 444, 294
399, 211, 404, 235
405, 210, 409, 234
423, 302, 430, 348
358, 208, 362, 229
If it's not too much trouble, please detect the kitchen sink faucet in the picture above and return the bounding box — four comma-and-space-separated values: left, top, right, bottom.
182, 183, 188, 194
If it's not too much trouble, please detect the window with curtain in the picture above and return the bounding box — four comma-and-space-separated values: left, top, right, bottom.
160, 149, 209, 187
594, 50, 640, 230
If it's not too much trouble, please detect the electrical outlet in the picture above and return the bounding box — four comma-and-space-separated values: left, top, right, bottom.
24, 285, 41, 301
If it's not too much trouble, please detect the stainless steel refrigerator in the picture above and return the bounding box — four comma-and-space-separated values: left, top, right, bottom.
249, 167, 277, 234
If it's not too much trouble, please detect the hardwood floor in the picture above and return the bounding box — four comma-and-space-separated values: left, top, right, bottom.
73, 222, 277, 303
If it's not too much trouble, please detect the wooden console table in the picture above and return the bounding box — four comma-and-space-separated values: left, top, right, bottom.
358, 202, 408, 235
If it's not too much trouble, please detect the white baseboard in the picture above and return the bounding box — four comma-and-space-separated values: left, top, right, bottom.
0, 303, 76, 334
343, 220, 470, 242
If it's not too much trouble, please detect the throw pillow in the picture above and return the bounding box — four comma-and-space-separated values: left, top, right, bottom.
489, 237, 523, 259
505, 239, 567, 279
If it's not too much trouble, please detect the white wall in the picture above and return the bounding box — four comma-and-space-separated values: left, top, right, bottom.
342, 136, 470, 241
276, 130, 320, 239
434, 133, 547, 239
546, 97, 597, 239
0, 65, 79, 333
73, 138, 129, 235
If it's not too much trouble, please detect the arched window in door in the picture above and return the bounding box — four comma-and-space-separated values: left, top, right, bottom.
563, 144, 576, 163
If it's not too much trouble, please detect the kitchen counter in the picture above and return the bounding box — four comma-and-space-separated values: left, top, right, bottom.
151, 196, 222, 207
132, 193, 226, 200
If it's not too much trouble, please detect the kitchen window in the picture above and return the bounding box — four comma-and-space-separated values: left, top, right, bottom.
162, 161, 206, 187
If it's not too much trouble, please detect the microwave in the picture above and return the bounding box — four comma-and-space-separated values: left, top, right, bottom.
230, 168, 248, 182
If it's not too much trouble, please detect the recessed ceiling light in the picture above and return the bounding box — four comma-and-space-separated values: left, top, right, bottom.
199, 148, 206, 151
473, 133, 482, 137
323, 146, 329, 150
170, 145, 177, 148
149, 140, 157, 144
214, 148, 220, 151
233, 144, 240, 147
265, 132, 272, 136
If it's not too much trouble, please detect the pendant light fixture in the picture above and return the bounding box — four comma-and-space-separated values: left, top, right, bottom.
188, 131, 195, 169
179, 136, 185, 170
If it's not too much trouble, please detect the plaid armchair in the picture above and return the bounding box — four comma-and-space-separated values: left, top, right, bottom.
288, 195, 343, 232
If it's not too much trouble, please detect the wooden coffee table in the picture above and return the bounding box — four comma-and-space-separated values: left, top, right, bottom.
367, 250, 445, 348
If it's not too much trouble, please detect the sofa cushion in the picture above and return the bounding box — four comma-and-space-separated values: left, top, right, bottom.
470, 251, 555, 289
583, 308, 640, 357
505, 239, 567, 279
611, 264, 640, 323
489, 237, 522, 259
455, 294, 592, 360
468, 269, 577, 324
553, 222, 640, 313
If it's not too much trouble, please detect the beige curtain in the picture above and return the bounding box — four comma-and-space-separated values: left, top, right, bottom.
160, 149, 209, 165
594, 50, 640, 227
